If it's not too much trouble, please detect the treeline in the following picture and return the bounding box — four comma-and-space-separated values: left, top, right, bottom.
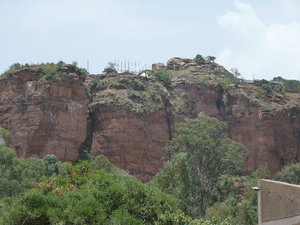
272, 76, 300, 92
1, 116, 300, 224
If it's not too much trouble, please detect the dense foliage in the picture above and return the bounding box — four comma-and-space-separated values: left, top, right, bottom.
274, 163, 300, 184
273, 76, 300, 92
257, 79, 285, 95
103, 62, 118, 74
155, 210, 231, 225
195, 54, 205, 65
1, 61, 87, 82
0, 127, 233, 224
0, 140, 65, 200
89, 75, 168, 114
0, 161, 179, 225
153, 116, 248, 218
152, 71, 172, 86
0, 115, 264, 225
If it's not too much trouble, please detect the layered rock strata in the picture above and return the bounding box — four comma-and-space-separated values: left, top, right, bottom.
0, 59, 299, 181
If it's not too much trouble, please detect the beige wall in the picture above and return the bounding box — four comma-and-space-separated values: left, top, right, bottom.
259, 179, 300, 225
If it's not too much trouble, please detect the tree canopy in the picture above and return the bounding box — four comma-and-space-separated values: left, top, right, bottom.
153, 115, 248, 217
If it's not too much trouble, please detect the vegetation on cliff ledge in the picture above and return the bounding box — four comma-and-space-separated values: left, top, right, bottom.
0, 61, 87, 82
89, 74, 169, 114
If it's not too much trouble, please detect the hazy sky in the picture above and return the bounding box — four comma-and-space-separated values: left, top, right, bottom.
1, 0, 300, 80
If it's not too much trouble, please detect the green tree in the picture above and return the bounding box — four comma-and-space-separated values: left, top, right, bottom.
0, 142, 47, 199
230, 68, 241, 78
103, 62, 117, 74
195, 54, 205, 65
152, 71, 172, 86
91, 154, 115, 172
155, 210, 232, 225
206, 56, 216, 62
0, 144, 15, 177
43, 154, 64, 177
0, 162, 179, 225
273, 76, 300, 92
154, 116, 248, 217
72, 61, 78, 67
274, 163, 300, 184
0, 127, 11, 144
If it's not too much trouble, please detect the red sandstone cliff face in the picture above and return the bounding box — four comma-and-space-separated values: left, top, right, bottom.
86, 73, 172, 182
0, 59, 300, 181
90, 105, 169, 182
225, 86, 300, 174
0, 66, 89, 162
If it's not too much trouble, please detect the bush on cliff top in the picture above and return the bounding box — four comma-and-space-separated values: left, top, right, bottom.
273, 76, 300, 92
152, 71, 172, 86
1, 61, 88, 82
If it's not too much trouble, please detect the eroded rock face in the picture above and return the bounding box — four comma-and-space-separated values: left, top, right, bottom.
226, 87, 300, 174
0, 67, 89, 162
90, 106, 170, 182
0, 59, 300, 181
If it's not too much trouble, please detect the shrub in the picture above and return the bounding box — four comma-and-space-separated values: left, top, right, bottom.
274, 163, 300, 184
256, 79, 286, 96
152, 71, 172, 86
72, 61, 78, 67
9, 63, 23, 71
214, 69, 222, 76
103, 67, 117, 74
0, 163, 179, 225
41, 66, 56, 81
198, 75, 211, 89
91, 154, 115, 172
57, 60, 65, 69
206, 56, 216, 62
103, 62, 117, 74
255, 88, 267, 99
230, 68, 241, 78
43, 155, 64, 177
0, 127, 11, 144
273, 76, 300, 92
218, 79, 230, 92
195, 54, 205, 65
155, 210, 232, 225
224, 72, 240, 84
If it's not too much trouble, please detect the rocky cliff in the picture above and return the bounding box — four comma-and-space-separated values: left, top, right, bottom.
0, 64, 89, 162
0, 59, 299, 181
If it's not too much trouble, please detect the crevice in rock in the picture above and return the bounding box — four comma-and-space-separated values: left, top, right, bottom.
78, 110, 95, 160
161, 93, 173, 140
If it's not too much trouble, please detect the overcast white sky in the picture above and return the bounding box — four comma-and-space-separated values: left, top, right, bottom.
1, 0, 300, 80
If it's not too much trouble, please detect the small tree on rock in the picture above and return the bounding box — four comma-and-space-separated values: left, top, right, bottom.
195, 54, 205, 65
103, 62, 117, 74
206, 56, 216, 62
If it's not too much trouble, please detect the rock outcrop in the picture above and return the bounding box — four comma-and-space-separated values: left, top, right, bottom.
0, 64, 89, 162
0, 59, 299, 181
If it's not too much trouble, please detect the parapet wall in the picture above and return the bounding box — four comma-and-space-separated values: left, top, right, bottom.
259, 179, 300, 225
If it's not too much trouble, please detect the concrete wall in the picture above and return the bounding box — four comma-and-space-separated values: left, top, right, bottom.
259, 179, 300, 225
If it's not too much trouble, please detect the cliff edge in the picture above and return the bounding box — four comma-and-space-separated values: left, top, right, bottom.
0, 59, 299, 181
